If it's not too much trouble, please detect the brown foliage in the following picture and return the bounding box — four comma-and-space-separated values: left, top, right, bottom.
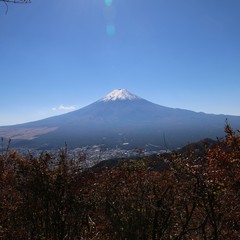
0, 124, 240, 239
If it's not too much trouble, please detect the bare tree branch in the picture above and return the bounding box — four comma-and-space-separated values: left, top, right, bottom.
0, 0, 31, 3
0, 0, 31, 14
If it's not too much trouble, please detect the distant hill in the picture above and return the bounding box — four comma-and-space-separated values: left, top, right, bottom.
89, 138, 216, 172
90, 154, 170, 173
0, 89, 240, 150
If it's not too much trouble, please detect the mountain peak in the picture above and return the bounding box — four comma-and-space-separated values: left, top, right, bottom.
100, 89, 141, 102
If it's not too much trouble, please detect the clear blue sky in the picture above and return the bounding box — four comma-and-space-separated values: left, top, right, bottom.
1, 0, 240, 126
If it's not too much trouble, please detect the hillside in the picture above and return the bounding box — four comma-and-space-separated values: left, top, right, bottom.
0, 89, 240, 150
1, 124, 240, 239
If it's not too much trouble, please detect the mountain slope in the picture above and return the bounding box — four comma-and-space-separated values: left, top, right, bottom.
0, 89, 240, 150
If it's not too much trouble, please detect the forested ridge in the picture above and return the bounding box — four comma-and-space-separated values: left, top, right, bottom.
0, 124, 240, 239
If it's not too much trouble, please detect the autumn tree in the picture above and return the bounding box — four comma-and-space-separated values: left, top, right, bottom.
1, 123, 240, 239
0, 149, 98, 239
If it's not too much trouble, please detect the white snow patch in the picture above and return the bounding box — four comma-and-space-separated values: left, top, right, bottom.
100, 89, 141, 102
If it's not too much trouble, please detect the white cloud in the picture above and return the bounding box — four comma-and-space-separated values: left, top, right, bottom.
52, 104, 77, 112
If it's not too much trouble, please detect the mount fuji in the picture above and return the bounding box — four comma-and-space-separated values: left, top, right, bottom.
1, 89, 240, 150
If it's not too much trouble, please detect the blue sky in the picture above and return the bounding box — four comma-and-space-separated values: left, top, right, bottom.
1, 0, 240, 126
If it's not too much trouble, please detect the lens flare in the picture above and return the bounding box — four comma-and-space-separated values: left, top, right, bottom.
104, 0, 113, 6
106, 24, 116, 36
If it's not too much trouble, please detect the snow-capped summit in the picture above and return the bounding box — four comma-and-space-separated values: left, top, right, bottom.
100, 89, 141, 102
1, 88, 240, 151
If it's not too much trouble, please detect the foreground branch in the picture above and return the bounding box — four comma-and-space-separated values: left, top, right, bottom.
0, 0, 30, 3
0, 0, 31, 14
